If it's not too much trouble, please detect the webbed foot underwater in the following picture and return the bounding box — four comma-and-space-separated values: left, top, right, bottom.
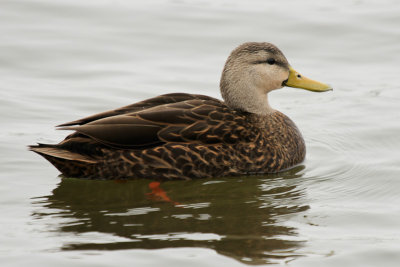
30, 42, 332, 180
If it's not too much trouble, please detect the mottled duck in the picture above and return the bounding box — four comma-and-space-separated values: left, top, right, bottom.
30, 42, 332, 180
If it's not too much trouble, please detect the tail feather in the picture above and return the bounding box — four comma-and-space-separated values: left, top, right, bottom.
29, 143, 100, 178
30, 134, 110, 177
29, 144, 97, 164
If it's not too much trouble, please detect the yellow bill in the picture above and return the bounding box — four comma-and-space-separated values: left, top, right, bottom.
285, 66, 332, 92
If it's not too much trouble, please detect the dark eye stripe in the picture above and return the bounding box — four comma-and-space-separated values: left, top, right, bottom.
253, 60, 268, 64
253, 59, 278, 65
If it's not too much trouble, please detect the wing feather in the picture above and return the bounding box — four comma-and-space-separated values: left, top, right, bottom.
58, 94, 256, 149
58, 93, 217, 126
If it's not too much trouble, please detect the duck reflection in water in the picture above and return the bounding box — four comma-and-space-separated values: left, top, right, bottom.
32, 166, 309, 265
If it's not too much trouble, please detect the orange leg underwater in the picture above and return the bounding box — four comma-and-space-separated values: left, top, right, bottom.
146, 182, 180, 206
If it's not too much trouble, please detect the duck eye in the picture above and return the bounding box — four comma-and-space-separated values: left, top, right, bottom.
267, 58, 275, 65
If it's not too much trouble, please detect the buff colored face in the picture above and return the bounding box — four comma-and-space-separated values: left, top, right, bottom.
243, 49, 332, 93
235, 47, 332, 94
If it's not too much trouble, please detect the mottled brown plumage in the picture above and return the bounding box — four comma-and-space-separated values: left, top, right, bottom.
30, 42, 331, 179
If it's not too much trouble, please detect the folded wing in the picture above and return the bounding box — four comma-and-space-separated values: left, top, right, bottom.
58, 94, 257, 149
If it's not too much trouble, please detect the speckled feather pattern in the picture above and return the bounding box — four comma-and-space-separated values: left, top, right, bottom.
31, 93, 305, 180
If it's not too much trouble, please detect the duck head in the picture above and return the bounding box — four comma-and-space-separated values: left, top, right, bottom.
220, 42, 332, 115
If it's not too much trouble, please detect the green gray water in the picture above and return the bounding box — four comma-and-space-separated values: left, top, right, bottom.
1, 0, 400, 266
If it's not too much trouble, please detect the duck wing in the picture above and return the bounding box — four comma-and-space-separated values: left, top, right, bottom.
58, 93, 217, 127
58, 96, 257, 149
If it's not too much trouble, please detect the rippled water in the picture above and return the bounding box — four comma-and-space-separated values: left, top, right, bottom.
1, 0, 400, 266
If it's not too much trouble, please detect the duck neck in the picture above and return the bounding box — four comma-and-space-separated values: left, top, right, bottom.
246, 92, 275, 115
221, 84, 275, 115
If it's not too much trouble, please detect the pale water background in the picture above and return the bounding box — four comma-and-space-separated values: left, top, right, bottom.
1, 0, 400, 266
